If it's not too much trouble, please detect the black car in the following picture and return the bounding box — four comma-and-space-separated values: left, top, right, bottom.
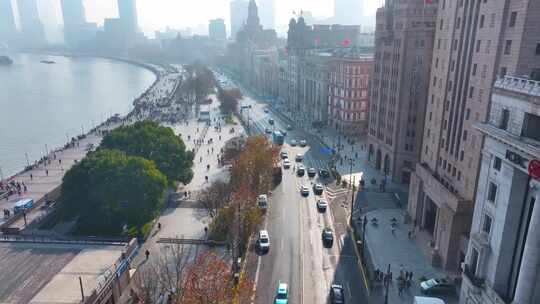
297, 166, 305, 177
322, 228, 334, 247
307, 167, 317, 177
330, 284, 345, 304
319, 169, 330, 178
313, 183, 324, 195
269, 118, 274, 125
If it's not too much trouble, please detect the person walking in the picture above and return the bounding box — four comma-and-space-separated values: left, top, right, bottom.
145, 250, 150, 260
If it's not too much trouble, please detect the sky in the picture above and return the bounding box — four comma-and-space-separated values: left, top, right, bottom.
14, 0, 383, 38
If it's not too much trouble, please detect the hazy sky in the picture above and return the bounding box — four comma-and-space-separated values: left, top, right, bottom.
83, 0, 382, 34
15, 0, 383, 37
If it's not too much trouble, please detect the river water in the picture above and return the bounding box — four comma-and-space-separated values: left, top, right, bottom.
0, 53, 156, 177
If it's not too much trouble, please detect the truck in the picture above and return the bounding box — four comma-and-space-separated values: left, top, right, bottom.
273, 131, 285, 145
14, 198, 34, 214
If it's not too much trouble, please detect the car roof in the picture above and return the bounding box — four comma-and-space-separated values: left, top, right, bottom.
260, 230, 269, 237
278, 283, 288, 293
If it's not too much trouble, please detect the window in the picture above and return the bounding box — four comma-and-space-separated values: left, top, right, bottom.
479, 15, 485, 28
456, 17, 461, 29
463, 130, 468, 141
501, 66, 507, 77
509, 12, 517, 27
490, 13, 496, 27
469, 86, 475, 98
522, 113, 540, 141
482, 214, 492, 235
493, 157, 502, 171
500, 109, 510, 130
460, 151, 464, 161
472, 64, 477, 76
504, 40, 512, 55
485, 40, 491, 54
487, 182, 497, 203
466, 109, 471, 120
440, 19, 444, 30
435, 58, 439, 68
536, 43, 540, 55
470, 248, 479, 275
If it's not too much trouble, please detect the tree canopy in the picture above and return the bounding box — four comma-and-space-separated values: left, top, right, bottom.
181, 62, 216, 104
58, 149, 168, 236
101, 120, 194, 185
218, 87, 242, 115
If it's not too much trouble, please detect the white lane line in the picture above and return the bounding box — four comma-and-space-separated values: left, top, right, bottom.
347, 282, 352, 300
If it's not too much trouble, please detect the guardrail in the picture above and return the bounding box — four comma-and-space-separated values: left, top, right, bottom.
157, 237, 227, 247
0, 234, 130, 246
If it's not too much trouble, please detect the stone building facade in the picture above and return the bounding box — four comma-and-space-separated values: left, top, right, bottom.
367, 0, 437, 183
408, 0, 540, 271
327, 50, 373, 136
460, 76, 540, 304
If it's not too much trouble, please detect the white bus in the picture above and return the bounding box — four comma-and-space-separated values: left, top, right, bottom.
199, 105, 211, 122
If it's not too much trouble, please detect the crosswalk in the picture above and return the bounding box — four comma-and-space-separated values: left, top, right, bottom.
325, 185, 350, 200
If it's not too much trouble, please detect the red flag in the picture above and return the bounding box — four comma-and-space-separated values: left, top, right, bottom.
342, 39, 350, 47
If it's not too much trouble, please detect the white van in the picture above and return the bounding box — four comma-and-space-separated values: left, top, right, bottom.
414, 296, 446, 304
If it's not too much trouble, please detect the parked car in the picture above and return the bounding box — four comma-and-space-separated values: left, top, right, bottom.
300, 185, 310, 196
258, 230, 270, 252
258, 194, 268, 210
297, 165, 305, 176
290, 139, 297, 146
299, 140, 307, 147
313, 183, 324, 195
322, 228, 334, 247
283, 159, 291, 169
317, 199, 328, 212
330, 284, 345, 304
420, 278, 455, 295
269, 118, 275, 125
275, 282, 288, 304
280, 151, 288, 159
295, 154, 303, 162
307, 167, 317, 177
319, 169, 330, 178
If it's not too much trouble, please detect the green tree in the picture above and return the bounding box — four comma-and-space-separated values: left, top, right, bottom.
59, 149, 168, 236
218, 88, 241, 115
101, 120, 194, 185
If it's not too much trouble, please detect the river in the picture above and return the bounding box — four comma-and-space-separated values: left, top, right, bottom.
0, 52, 156, 177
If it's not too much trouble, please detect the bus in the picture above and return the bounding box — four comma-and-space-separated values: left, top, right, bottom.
273, 131, 284, 145
14, 198, 34, 214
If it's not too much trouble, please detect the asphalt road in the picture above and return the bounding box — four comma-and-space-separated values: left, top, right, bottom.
221, 74, 369, 304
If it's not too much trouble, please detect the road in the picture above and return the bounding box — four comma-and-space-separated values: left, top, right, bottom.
219, 72, 369, 304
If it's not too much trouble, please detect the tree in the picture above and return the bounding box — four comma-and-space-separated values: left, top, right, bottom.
197, 181, 232, 219
180, 251, 253, 304
101, 120, 194, 185
182, 62, 215, 104
218, 88, 241, 115
230, 136, 280, 195
59, 149, 168, 236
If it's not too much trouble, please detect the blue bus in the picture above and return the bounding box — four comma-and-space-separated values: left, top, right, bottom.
273, 131, 285, 145
14, 198, 34, 213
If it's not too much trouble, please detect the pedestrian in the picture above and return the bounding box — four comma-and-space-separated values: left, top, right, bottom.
45, 169, 49, 176
391, 227, 395, 235
408, 230, 412, 239
145, 249, 150, 260
398, 282, 404, 295
30, 174, 33, 180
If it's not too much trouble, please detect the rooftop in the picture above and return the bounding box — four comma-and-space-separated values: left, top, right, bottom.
0, 241, 126, 304
493, 75, 540, 97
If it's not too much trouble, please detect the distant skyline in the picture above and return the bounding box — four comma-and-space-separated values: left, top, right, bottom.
8, 0, 382, 37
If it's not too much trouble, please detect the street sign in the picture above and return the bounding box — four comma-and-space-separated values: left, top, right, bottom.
529, 159, 540, 180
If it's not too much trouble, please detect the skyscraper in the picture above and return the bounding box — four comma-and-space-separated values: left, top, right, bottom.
367, 0, 437, 183
60, 0, 86, 47
258, 0, 275, 30
334, 0, 362, 25
408, 0, 540, 271
117, 0, 138, 35
209, 19, 227, 40
0, 0, 17, 43
230, 0, 249, 39
16, 0, 47, 46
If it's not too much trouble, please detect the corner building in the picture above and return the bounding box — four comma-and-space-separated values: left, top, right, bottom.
408, 0, 540, 271
460, 76, 540, 304
368, 0, 437, 183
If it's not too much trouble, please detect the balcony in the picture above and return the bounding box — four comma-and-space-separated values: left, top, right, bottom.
463, 264, 485, 289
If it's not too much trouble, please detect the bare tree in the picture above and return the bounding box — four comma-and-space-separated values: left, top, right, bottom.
132, 244, 196, 303
197, 181, 232, 218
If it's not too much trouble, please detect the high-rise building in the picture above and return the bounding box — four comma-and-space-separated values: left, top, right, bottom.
60, 0, 86, 47
334, 0, 362, 25
408, 0, 540, 271
16, 0, 47, 46
0, 0, 18, 43
367, 0, 437, 183
117, 0, 138, 35
258, 0, 275, 30
459, 75, 540, 304
230, 0, 249, 39
209, 19, 227, 41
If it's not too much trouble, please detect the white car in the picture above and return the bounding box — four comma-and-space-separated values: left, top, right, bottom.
317, 199, 328, 212
299, 140, 307, 147
300, 185, 310, 196
283, 159, 291, 169
258, 194, 268, 210
258, 230, 270, 252
295, 154, 303, 162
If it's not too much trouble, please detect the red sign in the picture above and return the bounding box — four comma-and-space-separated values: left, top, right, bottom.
529, 160, 540, 180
